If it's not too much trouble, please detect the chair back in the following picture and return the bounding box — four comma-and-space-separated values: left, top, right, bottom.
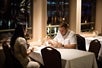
41, 46, 62, 68
2, 41, 11, 59
2, 41, 23, 68
88, 39, 101, 59
76, 34, 86, 51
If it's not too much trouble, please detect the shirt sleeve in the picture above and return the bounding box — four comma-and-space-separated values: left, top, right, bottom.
69, 33, 77, 44
63, 31, 77, 45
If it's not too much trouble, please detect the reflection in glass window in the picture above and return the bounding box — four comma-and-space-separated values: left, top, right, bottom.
81, 0, 96, 32
47, 0, 69, 38
0, 0, 33, 39
47, 0, 69, 25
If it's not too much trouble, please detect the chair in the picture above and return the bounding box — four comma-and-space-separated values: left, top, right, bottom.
2, 41, 23, 68
76, 34, 86, 51
88, 39, 101, 59
41, 46, 62, 68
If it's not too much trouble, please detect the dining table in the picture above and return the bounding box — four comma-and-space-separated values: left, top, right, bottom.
29, 46, 98, 68
85, 36, 102, 60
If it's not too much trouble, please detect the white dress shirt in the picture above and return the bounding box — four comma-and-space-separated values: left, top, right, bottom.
53, 30, 77, 46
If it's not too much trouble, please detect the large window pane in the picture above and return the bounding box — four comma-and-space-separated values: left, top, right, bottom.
81, 0, 96, 32
47, 0, 69, 38
0, 0, 33, 40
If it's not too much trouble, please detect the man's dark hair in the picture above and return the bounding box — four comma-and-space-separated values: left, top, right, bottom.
59, 22, 69, 29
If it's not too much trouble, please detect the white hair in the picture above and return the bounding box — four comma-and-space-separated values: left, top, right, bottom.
15, 37, 26, 45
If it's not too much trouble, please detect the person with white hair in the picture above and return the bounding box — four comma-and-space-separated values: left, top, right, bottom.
11, 23, 40, 68
14, 37, 40, 68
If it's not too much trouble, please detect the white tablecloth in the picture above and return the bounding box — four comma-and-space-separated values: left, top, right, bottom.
85, 36, 102, 60
29, 46, 98, 68
57, 49, 97, 68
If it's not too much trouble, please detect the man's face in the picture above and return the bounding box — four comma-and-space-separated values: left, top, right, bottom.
59, 27, 67, 36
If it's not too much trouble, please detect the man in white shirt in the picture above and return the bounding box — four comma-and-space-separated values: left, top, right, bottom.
47, 22, 77, 49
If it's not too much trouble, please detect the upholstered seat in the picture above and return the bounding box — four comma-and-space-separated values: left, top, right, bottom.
88, 39, 101, 59
2, 41, 23, 68
76, 34, 86, 51
41, 46, 62, 68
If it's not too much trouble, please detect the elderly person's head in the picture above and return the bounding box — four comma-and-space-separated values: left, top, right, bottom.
14, 37, 26, 47
59, 22, 69, 36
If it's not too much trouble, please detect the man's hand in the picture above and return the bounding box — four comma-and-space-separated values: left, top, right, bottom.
57, 42, 64, 48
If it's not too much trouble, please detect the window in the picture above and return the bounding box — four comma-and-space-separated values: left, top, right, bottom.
47, 0, 69, 38
0, 0, 33, 39
81, 0, 96, 32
